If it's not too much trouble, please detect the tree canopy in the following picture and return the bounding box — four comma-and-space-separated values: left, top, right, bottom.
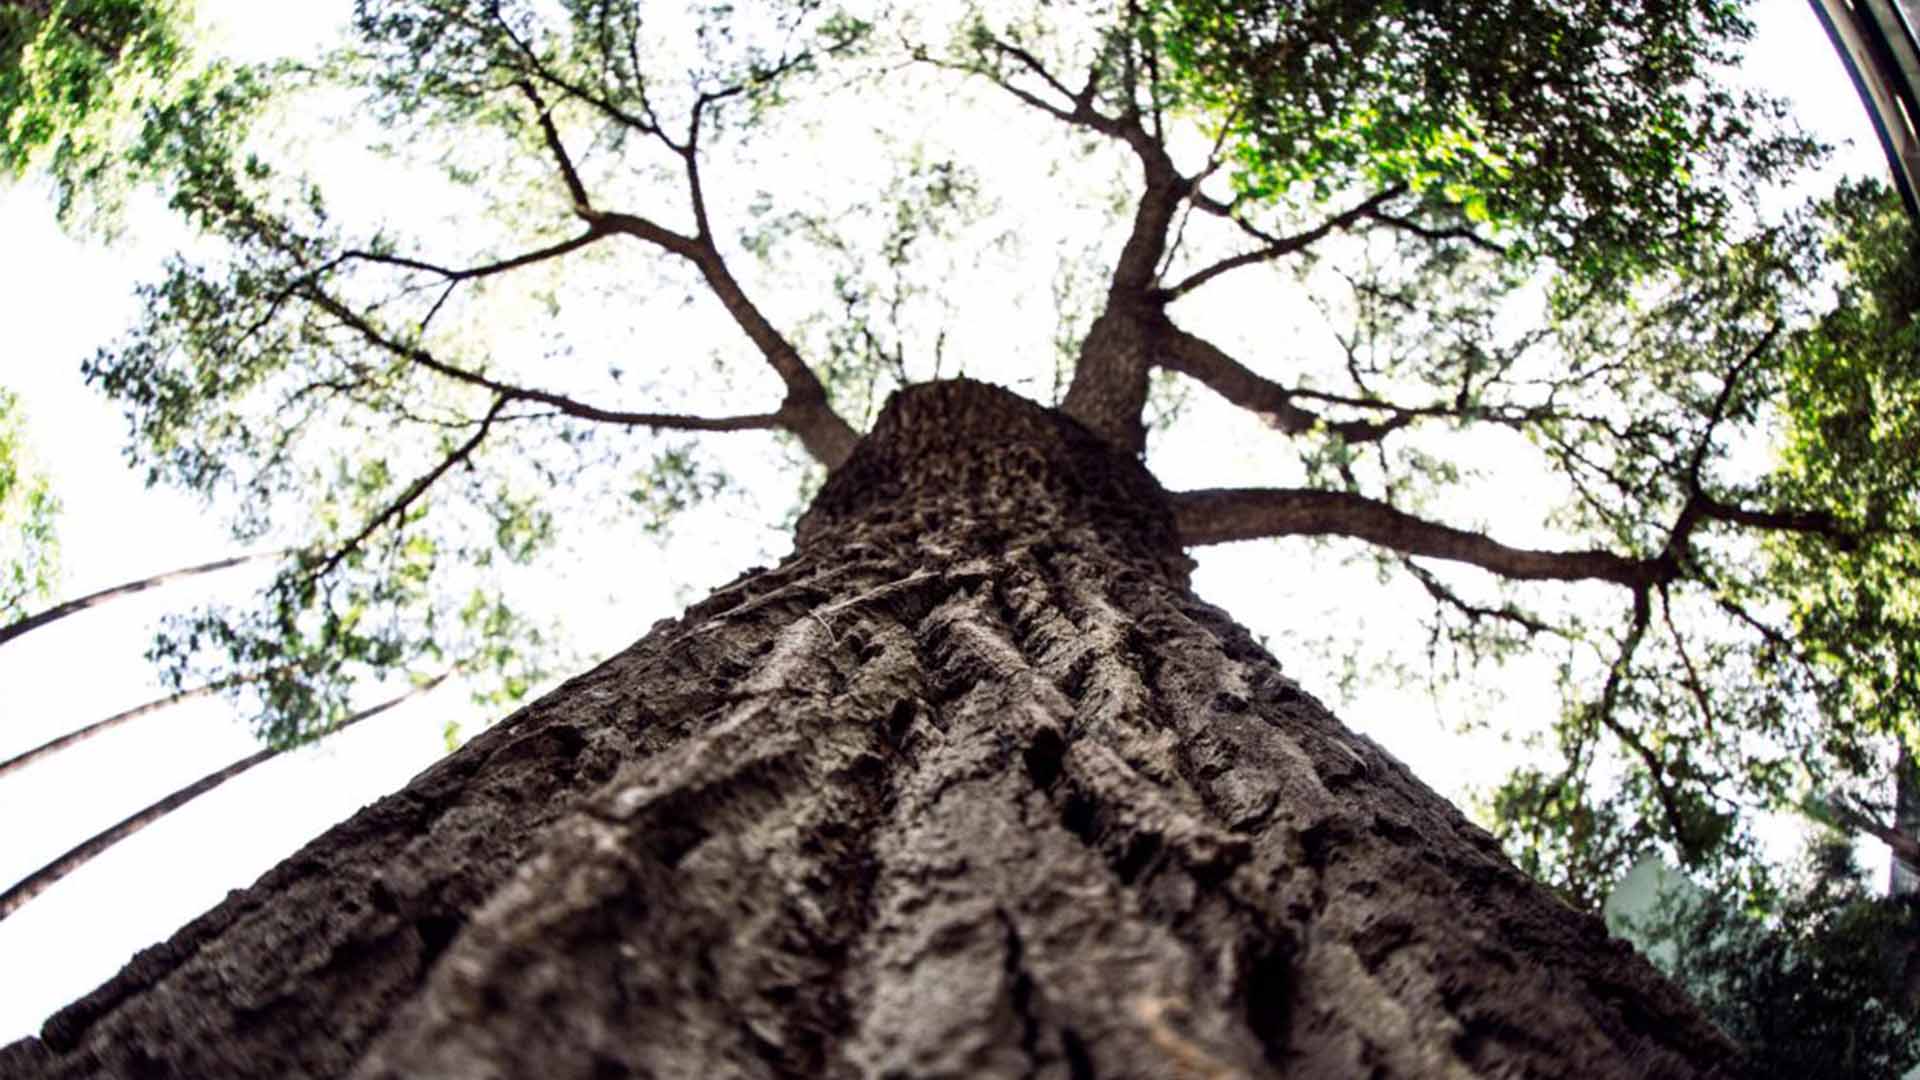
1, 0, 198, 220
5, 0, 1914, 918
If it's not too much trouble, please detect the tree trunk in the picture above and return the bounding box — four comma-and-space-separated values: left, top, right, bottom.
0, 381, 1738, 1079
1893, 745, 1920, 896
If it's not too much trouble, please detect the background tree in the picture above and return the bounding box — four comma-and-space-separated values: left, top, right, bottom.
1487, 177, 1920, 905
1, 0, 513, 758
1, 0, 193, 220
0, 0, 1902, 1073
1612, 836, 1920, 1080
0, 388, 60, 624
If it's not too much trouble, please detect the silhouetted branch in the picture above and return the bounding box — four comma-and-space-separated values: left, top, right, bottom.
306, 398, 507, 584
0, 675, 447, 922
0, 552, 280, 649
1157, 188, 1404, 301
1155, 323, 1412, 443
1170, 487, 1668, 587
311, 294, 787, 433
0, 674, 264, 780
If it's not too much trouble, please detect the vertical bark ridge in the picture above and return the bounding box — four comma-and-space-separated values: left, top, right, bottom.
5, 380, 1740, 1079
354, 610, 912, 1078
842, 569, 1270, 1078
2, 552, 858, 1079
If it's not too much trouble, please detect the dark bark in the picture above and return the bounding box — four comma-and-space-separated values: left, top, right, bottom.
1897, 747, 1920, 896
0, 381, 1738, 1079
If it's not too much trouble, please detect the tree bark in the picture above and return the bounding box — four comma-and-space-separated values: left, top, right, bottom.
0, 380, 1739, 1079
1894, 746, 1920, 896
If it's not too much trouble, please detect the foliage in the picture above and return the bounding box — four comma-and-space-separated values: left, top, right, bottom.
1482, 181, 1920, 906
1146, 0, 1817, 282
1766, 180, 1920, 764
1615, 838, 1920, 1080
0, 388, 61, 621
1, 0, 194, 221
11, 0, 1909, 905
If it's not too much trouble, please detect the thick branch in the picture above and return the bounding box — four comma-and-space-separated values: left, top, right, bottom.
965, 35, 1187, 297
1693, 495, 1858, 550
1171, 487, 1668, 587
1057, 133, 1190, 449
1155, 322, 1410, 443
0, 552, 278, 649
1155, 321, 1314, 433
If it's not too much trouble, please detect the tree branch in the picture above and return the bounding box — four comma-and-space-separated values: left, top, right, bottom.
309, 291, 790, 435
497, 27, 857, 464
1822, 792, 1920, 874
0, 552, 280, 649
1658, 584, 1717, 736
514, 79, 596, 214
0, 678, 247, 780
1154, 322, 1309, 433
0, 675, 445, 922
340, 227, 609, 286
493, 19, 674, 149
1155, 321, 1411, 442
1588, 588, 1696, 852
573, 218, 858, 465
305, 397, 506, 585
1157, 188, 1403, 302
964, 38, 1101, 129
1170, 487, 1669, 587
1694, 496, 1859, 549
1360, 205, 1508, 256
1398, 555, 1557, 637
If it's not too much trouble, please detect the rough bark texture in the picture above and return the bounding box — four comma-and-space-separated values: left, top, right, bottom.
0, 381, 1740, 1079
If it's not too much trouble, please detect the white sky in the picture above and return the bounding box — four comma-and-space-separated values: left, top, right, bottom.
0, 0, 1890, 1044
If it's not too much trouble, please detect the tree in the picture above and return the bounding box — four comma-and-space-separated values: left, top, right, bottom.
3, 0, 535, 745
1481, 178, 1920, 903
0, 0, 1881, 1072
0, 0, 193, 221
1612, 837, 1920, 1080
0, 549, 278, 648
0, 553, 289, 778
0, 379, 1742, 1077
0, 388, 59, 623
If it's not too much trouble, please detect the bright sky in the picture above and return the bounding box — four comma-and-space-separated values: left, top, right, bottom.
0, 0, 1890, 1044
